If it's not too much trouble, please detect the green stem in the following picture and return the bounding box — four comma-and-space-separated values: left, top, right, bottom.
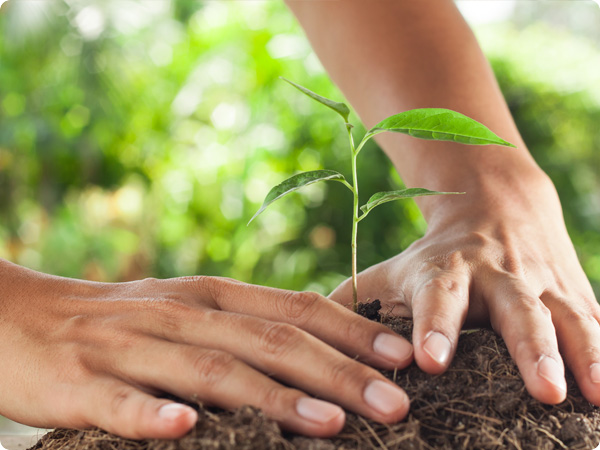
354, 136, 369, 156
354, 131, 376, 156
347, 125, 359, 313
340, 179, 355, 193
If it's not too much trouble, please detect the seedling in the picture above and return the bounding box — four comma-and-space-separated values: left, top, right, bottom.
249, 78, 515, 312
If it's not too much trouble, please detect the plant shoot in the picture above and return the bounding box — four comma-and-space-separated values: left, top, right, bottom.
249, 78, 515, 312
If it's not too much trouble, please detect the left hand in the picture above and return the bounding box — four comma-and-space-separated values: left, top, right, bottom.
330, 177, 600, 407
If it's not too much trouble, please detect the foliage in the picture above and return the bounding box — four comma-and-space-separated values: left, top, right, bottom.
250, 80, 513, 309
0, 0, 599, 300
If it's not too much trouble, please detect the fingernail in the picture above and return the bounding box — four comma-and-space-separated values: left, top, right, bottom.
537, 356, 567, 393
423, 331, 452, 366
158, 403, 197, 421
373, 333, 413, 364
590, 363, 600, 383
296, 398, 344, 424
364, 380, 409, 416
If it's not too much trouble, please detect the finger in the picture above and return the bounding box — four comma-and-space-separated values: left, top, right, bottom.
122, 316, 410, 426
185, 276, 413, 370
76, 378, 198, 440
98, 341, 346, 437
543, 293, 600, 406
410, 270, 470, 374
327, 261, 392, 305
486, 277, 567, 404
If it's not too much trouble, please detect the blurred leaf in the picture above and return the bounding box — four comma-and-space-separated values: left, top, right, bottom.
363, 108, 516, 148
0, 1, 598, 299
249, 170, 348, 225
280, 77, 350, 123
360, 188, 462, 216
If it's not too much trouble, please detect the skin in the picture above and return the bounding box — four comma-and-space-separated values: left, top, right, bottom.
287, 0, 600, 407
0, 259, 412, 438
1, 0, 598, 441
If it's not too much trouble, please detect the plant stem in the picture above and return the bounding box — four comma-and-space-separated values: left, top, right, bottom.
346, 124, 359, 313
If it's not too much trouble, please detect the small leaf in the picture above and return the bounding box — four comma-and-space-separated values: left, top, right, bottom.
248, 170, 347, 225
281, 77, 350, 122
365, 108, 516, 147
360, 188, 463, 215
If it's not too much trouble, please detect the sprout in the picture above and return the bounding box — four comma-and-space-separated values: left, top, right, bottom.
250, 77, 515, 312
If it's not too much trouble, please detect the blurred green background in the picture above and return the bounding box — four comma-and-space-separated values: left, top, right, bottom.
0, 0, 599, 433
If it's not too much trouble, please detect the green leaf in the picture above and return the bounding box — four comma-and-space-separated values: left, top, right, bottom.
365, 108, 516, 147
360, 188, 463, 216
281, 77, 350, 122
248, 170, 348, 225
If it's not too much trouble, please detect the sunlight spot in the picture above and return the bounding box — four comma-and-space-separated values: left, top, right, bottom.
74, 6, 105, 40
456, 0, 516, 25
172, 83, 203, 117
149, 42, 172, 67
211, 102, 249, 131
267, 34, 310, 60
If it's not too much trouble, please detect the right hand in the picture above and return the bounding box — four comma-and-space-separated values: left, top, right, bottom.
0, 260, 412, 439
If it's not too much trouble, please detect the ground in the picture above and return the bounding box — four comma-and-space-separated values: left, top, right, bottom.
30, 301, 600, 450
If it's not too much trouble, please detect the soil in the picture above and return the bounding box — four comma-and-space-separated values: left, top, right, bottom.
31, 301, 600, 450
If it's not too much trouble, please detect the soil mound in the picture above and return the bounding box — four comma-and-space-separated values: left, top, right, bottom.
30, 302, 600, 449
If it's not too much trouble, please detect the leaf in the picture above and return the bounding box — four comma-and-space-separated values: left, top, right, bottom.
281, 77, 350, 122
248, 170, 347, 225
365, 108, 516, 147
360, 188, 463, 216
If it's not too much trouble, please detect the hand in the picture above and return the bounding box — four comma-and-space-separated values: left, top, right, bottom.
0, 260, 413, 440
331, 176, 600, 407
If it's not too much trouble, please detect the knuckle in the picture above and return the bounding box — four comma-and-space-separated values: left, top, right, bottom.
325, 359, 368, 390
277, 291, 322, 324
343, 318, 371, 346
420, 251, 466, 272
515, 296, 551, 318
257, 323, 301, 359
141, 277, 160, 285
496, 254, 524, 276
61, 314, 93, 341
445, 250, 467, 269
512, 338, 557, 366
194, 276, 221, 298
109, 387, 137, 419
466, 231, 491, 247
192, 350, 236, 388
149, 298, 190, 316
157, 301, 207, 335
423, 276, 465, 300
190, 276, 246, 302
579, 294, 600, 313
557, 305, 596, 326
513, 338, 536, 363
261, 386, 288, 411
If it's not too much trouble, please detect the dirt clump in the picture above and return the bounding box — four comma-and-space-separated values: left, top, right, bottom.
30, 301, 600, 450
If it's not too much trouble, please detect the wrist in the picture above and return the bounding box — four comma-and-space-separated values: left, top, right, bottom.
417, 166, 560, 229
0, 258, 90, 305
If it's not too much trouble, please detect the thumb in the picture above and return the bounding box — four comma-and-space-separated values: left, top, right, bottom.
329, 261, 400, 310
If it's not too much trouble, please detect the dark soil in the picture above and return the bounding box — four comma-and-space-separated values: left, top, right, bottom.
31, 301, 600, 450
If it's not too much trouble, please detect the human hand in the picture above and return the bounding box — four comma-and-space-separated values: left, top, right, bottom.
330, 175, 600, 407
0, 260, 413, 440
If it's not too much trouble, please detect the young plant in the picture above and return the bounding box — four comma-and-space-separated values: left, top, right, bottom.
249, 77, 515, 312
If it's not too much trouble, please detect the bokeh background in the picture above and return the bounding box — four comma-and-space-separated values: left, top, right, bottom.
1, 0, 599, 434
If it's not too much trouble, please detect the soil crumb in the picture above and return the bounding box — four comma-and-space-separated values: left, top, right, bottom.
31, 302, 600, 450
356, 298, 381, 322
